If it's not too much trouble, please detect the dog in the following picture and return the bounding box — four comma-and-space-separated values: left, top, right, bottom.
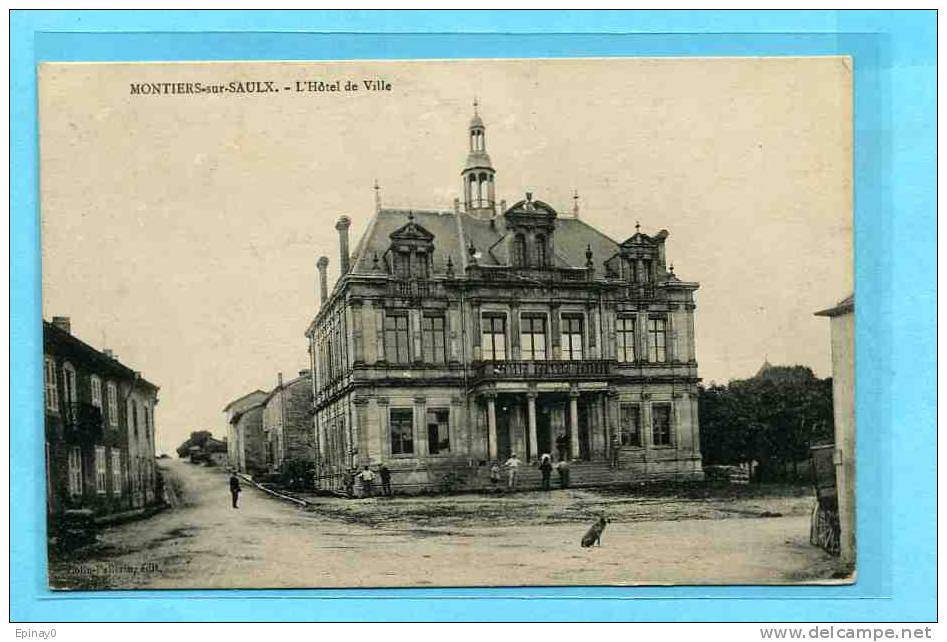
580, 515, 609, 548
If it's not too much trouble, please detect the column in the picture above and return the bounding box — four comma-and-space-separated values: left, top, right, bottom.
350, 300, 365, 364
354, 397, 369, 465
569, 388, 580, 459
486, 393, 498, 460
510, 303, 521, 360
414, 396, 428, 455
526, 390, 538, 463
410, 309, 423, 363
447, 303, 460, 362
641, 398, 653, 449
471, 300, 482, 361
374, 305, 386, 363
637, 311, 649, 363
588, 305, 598, 358
550, 304, 561, 360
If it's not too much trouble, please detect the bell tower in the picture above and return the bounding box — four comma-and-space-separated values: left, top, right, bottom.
461, 99, 496, 218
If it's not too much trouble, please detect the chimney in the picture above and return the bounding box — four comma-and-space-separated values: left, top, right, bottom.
298, 369, 311, 378
316, 256, 329, 305
335, 216, 352, 275
103, 349, 115, 359
51, 316, 71, 334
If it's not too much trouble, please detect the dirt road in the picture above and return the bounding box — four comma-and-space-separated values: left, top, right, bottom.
49, 459, 842, 589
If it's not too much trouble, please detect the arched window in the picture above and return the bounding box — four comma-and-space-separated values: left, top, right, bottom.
512, 235, 526, 267
535, 234, 547, 267
468, 174, 477, 205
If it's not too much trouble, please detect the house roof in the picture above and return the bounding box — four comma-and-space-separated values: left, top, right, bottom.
346, 206, 624, 277
262, 371, 312, 405
222, 389, 268, 414
43, 321, 159, 392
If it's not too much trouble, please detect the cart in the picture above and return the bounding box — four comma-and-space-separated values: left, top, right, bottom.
808, 443, 840, 556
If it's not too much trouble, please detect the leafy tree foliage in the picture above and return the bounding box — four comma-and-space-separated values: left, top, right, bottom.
175, 430, 214, 458
699, 365, 834, 481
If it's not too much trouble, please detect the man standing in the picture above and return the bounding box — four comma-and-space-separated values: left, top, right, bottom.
539, 453, 553, 491
379, 463, 392, 497
504, 453, 521, 491
360, 465, 375, 497
229, 473, 241, 509
610, 433, 622, 469
555, 431, 569, 462
557, 459, 571, 489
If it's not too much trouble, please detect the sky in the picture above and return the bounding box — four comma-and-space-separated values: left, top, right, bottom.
39, 58, 852, 455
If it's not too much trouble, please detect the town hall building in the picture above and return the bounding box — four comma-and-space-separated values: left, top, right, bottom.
305, 104, 703, 493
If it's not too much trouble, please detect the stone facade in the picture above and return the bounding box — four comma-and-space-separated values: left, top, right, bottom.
262, 371, 315, 473
816, 294, 855, 564
43, 318, 161, 523
224, 390, 267, 474
305, 106, 704, 493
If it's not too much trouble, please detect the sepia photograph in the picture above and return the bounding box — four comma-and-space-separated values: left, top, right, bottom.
38, 56, 853, 590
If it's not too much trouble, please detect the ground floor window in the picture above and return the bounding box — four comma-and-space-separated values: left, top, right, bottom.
651, 403, 673, 446
426, 408, 450, 455
619, 403, 642, 447
95, 446, 107, 494
68, 447, 82, 497
111, 449, 122, 496
390, 408, 414, 455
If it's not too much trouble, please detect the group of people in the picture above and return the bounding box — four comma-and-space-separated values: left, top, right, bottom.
343, 463, 393, 498
491, 451, 571, 492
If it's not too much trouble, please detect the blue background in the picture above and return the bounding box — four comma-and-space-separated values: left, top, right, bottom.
10, 10, 936, 622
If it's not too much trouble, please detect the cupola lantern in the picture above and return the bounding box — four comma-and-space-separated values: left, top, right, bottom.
461, 99, 496, 219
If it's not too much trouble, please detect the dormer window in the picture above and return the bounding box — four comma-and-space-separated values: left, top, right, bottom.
387, 212, 436, 280
503, 194, 557, 270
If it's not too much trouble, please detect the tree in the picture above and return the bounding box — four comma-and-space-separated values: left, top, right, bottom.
175, 430, 215, 458
699, 366, 834, 481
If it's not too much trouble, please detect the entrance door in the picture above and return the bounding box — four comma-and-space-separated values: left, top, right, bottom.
496, 404, 512, 461
537, 406, 553, 458
578, 399, 591, 461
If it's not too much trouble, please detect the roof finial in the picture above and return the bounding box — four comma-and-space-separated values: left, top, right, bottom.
372, 253, 380, 271
473, 97, 479, 116
585, 244, 594, 268
407, 210, 415, 222
635, 220, 641, 233
446, 255, 454, 278
573, 189, 580, 218
373, 179, 382, 212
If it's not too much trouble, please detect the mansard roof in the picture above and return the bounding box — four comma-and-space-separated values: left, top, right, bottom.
347, 206, 623, 276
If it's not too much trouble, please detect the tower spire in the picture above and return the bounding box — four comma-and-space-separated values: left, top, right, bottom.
461, 99, 496, 219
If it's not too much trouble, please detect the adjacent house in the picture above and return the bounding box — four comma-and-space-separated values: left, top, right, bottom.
262, 370, 314, 473
43, 317, 161, 526
304, 105, 703, 493
223, 390, 267, 474
815, 293, 855, 564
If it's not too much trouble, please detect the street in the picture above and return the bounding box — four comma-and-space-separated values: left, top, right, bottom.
49, 459, 843, 589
